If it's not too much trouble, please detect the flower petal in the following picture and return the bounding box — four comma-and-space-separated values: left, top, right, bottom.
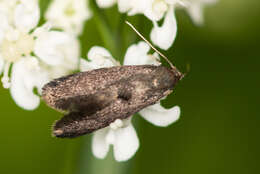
86, 46, 119, 69
165, 0, 177, 4
92, 128, 110, 159
186, 2, 204, 25
123, 41, 160, 65
34, 30, 79, 70
123, 0, 147, 17
47, 66, 74, 79
113, 123, 139, 161
117, 0, 132, 13
143, 0, 167, 21
150, 5, 177, 50
139, 103, 180, 127
79, 58, 91, 72
45, 0, 92, 35
14, 0, 40, 32
0, 11, 9, 43
0, 56, 4, 74
186, 0, 217, 25
96, 0, 116, 8
10, 57, 49, 110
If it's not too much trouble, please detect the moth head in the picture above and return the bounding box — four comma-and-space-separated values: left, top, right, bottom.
153, 66, 183, 90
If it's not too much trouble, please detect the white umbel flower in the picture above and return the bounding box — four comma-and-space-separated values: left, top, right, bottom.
45, 0, 92, 36
0, 0, 80, 110
97, 0, 217, 50
80, 41, 180, 161
148, 0, 217, 49
92, 118, 139, 161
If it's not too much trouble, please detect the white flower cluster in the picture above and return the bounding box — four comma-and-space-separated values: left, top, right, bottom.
0, 0, 83, 110
96, 0, 217, 49
80, 41, 180, 161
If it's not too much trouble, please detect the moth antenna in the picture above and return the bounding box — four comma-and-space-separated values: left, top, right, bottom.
125, 21, 175, 70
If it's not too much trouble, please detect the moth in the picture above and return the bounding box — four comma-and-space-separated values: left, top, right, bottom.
42, 22, 184, 138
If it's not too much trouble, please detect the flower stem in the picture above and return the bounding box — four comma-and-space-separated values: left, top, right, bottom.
90, 1, 120, 59
115, 13, 127, 63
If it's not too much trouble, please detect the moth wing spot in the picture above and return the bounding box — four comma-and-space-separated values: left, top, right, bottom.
134, 81, 149, 95
118, 90, 132, 101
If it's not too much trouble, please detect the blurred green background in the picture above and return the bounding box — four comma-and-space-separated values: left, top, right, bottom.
0, 0, 259, 173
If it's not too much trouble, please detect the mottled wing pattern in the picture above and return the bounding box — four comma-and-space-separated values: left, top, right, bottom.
42, 65, 182, 138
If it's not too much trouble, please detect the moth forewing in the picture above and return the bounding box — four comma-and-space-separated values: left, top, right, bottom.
42, 65, 182, 138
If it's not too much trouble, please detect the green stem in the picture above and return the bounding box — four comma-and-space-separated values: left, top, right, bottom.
60, 140, 82, 174
115, 13, 127, 63
38, 0, 52, 26
90, 1, 120, 59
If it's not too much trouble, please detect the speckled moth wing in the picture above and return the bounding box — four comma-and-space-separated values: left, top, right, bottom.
42, 65, 182, 138
42, 65, 157, 110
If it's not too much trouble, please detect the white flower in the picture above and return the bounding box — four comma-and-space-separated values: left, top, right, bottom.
10, 57, 49, 110
45, 0, 92, 36
96, 0, 117, 8
80, 46, 120, 71
184, 0, 218, 25
150, 5, 177, 50
80, 41, 181, 161
0, 0, 80, 110
112, 0, 217, 23
92, 118, 139, 161
97, 0, 217, 50
145, 0, 217, 49
33, 24, 80, 78
0, 0, 40, 33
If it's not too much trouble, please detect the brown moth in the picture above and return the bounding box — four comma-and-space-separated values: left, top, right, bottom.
41, 22, 184, 138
